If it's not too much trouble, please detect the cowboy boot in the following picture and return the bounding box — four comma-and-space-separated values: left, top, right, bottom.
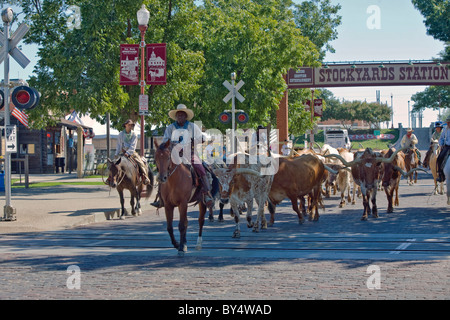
150, 185, 164, 208
200, 174, 214, 208
138, 163, 151, 185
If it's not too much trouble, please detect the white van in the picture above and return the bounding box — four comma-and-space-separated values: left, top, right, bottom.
324, 129, 351, 150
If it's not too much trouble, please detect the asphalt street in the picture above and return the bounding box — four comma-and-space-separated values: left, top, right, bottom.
0, 173, 449, 300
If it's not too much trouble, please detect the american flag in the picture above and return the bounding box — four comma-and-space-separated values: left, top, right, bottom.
11, 107, 29, 128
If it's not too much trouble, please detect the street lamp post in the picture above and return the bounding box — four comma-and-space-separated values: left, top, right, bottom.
137, 4, 149, 157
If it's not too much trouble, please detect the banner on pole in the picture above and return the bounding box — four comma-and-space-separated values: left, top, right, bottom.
146, 43, 166, 85
120, 44, 139, 85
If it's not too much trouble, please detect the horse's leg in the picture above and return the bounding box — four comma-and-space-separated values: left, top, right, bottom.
178, 202, 189, 256
135, 186, 142, 216
165, 205, 179, 250
118, 188, 126, 219
130, 191, 136, 216
196, 202, 206, 250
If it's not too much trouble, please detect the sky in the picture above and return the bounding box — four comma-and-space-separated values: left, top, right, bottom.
316, 0, 446, 128
1, 0, 447, 130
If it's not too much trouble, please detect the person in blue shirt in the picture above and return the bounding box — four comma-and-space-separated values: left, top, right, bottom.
436, 117, 450, 182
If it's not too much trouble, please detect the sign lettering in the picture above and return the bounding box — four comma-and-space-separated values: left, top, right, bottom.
288, 62, 450, 88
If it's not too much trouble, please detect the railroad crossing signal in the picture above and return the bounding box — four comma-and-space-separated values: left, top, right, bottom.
223, 79, 245, 103
218, 112, 231, 124
0, 23, 30, 68
11, 86, 40, 110
236, 111, 249, 124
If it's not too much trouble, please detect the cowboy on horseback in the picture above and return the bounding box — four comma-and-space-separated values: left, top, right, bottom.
151, 104, 214, 209
436, 117, 450, 182
423, 121, 443, 168
401, 128, 422, 166
114, 119, 151, 185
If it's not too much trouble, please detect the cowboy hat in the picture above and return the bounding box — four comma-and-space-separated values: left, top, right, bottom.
406, 128, 414, 132
168, 104, 194, 121
123, 119, 135, 127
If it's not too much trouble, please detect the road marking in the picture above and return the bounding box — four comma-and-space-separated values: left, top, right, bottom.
390, 238, 416, 254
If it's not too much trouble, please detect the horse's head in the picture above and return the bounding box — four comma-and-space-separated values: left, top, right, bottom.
154, 139, 172, 183
106, 157, 122, 188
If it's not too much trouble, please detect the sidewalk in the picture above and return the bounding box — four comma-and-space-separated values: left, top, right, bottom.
0, 173, 156, 234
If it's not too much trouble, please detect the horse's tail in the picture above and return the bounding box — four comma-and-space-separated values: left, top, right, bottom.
143, 168, 155, 199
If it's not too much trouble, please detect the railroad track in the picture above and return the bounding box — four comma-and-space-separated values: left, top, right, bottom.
1, 229, 449, 260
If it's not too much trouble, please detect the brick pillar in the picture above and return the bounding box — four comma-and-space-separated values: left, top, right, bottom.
276, 89, 288, 142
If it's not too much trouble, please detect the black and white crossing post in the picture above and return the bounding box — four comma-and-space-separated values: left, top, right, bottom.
0, 8, 31, 221
223, 72, 245, 154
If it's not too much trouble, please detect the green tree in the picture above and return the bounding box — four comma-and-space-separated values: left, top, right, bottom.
293, 0, 341, 60
2, 0, 342, 136
410, 0, 449, 114
411, 86, 450, 112
4, 0, 205, 130
195, 0, 320, 130
412, 0, 450, 42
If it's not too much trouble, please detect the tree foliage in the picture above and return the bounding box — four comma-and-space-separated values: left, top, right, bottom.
411, 85, 450, 112
320, 92, 391, 129
410, 0, 449, 114
412, 0, 450, 42
1, 0, 342, 135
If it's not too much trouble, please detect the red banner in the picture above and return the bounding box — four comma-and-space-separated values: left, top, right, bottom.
120, 44, 139, 85
146, 43, 167, 85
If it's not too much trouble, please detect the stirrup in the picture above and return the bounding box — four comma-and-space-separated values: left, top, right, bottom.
150, 200, 163, 208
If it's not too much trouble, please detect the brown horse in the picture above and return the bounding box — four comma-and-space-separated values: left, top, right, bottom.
403, 147, 419, 185
154, 139, 211, 256
106, 156, 153, 219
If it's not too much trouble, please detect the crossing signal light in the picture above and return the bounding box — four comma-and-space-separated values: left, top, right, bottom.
11, 86, 40, 110
218, 112, 231, 124
236, 112, 249, 124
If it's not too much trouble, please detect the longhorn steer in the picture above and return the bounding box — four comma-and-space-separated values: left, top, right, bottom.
381, 148, 405, 213
335, 148, 357, 207
267, 154, 327, 224
214, 156, 274, 238
325, 148, 402, 220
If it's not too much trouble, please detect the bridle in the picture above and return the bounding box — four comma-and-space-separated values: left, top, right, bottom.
156, 144, 180, 183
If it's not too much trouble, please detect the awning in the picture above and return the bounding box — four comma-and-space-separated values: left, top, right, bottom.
58, 118, 92, 130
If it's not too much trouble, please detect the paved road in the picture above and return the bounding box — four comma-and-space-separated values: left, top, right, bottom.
0, 174, 449, 300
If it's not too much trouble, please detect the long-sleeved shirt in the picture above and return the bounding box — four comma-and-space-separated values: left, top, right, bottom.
115, 130, 137, 156
162, 121, 203, 146
439, 126, 450, 147
400, 134, 418, 148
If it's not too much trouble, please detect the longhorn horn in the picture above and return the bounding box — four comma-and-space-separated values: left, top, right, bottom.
376, 147, 407, 163
324, 164, 339, 175
323, 153, 357, 167
234, 168, 263, 177
394, 166, 428, 177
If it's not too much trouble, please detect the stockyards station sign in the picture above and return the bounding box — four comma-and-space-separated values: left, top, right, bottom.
287, 62, 450, 88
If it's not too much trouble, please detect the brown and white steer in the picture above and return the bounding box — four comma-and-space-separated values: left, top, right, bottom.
213, 154, 274, 238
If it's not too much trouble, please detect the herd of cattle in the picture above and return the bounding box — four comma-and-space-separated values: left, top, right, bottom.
212, 144, 429, 238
